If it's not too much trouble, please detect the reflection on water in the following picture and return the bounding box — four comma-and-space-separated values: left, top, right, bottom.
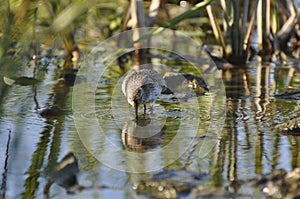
45, 152, 81, 194
1, 52, 300, 198
121, 117, 164, 152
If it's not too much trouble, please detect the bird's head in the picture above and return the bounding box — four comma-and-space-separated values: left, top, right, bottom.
128, 87, 143, 107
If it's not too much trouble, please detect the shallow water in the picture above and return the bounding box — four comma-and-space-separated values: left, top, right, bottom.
1, 48, 300, 198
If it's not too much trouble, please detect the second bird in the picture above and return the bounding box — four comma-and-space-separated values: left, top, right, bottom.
122, 69, 166, 120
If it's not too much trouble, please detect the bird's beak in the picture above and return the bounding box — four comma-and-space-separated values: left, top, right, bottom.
134, 102, 138, 121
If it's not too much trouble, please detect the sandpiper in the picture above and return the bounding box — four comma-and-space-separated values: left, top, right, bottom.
122, 69, 166, 120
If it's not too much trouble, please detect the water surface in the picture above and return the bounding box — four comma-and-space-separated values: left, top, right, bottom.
1, 49, 300, 198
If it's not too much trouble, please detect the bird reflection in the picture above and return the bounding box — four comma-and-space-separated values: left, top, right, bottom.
121, 116, 164, 153
44, 152, 107, 195
45, 152, 83, 194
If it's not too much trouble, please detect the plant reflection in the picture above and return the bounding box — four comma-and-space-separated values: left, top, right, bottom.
210, 64, 300, 195
3, 51, 300, 198
21, 58, 77, 198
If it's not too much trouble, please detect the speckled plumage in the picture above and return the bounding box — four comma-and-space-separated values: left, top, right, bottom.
122, 69, 166, 119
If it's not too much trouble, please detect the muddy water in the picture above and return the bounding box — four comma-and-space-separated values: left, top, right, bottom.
1, 51, 300, 198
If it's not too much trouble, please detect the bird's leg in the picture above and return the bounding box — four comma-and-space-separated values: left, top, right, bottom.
143, 104, 146, 114
150, 102, 154, 113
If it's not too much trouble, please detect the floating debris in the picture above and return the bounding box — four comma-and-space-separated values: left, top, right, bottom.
192, 186, 237, 198
274, 91, 300, 100
3, 76, 39, 86
39, 105, 63, 117
163, 72, 208, 96
134, 170, 207, 198
255, 168, 300, 198
272, 114, 300, 133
